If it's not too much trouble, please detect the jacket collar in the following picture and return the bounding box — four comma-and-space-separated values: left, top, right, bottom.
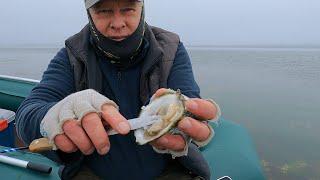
141, 25, 164, 75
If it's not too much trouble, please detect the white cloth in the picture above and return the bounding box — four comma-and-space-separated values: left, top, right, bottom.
40, 89, 118, 150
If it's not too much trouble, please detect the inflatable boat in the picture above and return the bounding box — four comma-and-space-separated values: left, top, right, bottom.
0, 75, 265, 179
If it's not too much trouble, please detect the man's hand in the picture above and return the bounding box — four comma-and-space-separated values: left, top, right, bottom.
40, 89, 130, 156
150, 88, 218, 152
55, 105, 130, 155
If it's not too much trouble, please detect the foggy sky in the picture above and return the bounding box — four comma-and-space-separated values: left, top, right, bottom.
0, 0, 319, 46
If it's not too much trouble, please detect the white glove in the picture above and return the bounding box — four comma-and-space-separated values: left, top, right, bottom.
40, 89, 118, 150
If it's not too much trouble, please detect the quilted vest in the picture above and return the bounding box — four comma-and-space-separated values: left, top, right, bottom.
65, 24, 179, 105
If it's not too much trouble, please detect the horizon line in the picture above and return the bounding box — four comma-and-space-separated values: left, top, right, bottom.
1, 43, 320, 49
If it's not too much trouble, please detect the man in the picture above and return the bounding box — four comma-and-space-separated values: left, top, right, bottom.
16, 0, 220, 179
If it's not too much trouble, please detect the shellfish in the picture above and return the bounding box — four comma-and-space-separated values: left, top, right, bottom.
134, 89, 187, 145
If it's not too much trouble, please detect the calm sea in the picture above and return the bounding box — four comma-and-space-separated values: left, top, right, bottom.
1, 46, 319, 179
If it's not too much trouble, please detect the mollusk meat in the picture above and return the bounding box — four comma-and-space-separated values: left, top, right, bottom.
134, 89, 187, 145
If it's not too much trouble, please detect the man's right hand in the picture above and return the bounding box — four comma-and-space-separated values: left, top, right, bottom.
55, 104, 130, 155
40, 89, 130, 155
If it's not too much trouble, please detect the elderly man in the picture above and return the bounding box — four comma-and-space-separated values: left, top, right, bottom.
16, 0, 220, 179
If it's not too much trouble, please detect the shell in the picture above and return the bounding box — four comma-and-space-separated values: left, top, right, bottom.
134, 89, 187, 145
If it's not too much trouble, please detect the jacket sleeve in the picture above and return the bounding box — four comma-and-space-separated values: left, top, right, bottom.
167, 42, 201, 98
16, 48, 75, 145
15, 48, 88, 178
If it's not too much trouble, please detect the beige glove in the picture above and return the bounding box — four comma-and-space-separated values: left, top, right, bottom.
40, 89, 118, 150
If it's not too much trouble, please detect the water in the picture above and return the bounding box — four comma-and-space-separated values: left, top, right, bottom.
189, 48, 320, 180
1, 46, 320, 179
0, 47, 59, 79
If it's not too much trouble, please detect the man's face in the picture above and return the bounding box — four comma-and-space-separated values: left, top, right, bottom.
89, 0, 143, 41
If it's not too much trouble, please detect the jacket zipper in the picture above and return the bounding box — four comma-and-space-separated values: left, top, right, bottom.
143, 54, 162, 76
118, 71, 122, 81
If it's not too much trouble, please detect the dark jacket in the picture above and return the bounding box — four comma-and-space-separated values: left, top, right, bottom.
16, 25, 210, 179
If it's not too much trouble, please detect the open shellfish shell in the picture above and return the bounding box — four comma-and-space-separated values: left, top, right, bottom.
134, 89, 187, 145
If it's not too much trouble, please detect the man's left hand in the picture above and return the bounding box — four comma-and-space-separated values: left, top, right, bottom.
150, 88, 218, 152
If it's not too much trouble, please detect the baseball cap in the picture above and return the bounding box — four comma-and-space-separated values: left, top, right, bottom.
85, 0, 143, 9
